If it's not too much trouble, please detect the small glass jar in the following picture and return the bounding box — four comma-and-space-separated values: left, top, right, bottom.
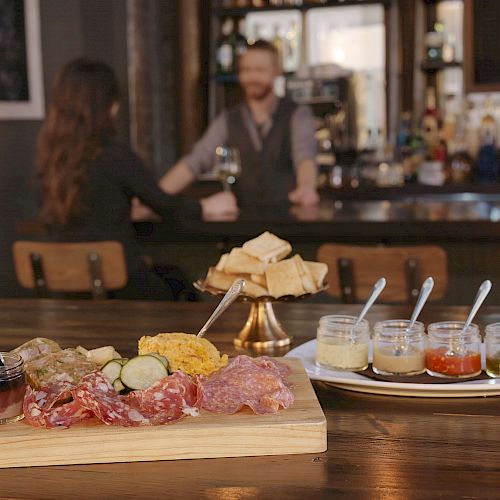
0, 353, 26, 424
485, 323, 500, 378
316, 315, 370, 371
426, 322, 482, 378
372, 320, 426, 376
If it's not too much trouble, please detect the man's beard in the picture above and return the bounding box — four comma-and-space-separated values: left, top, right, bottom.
243, 83, 274, 101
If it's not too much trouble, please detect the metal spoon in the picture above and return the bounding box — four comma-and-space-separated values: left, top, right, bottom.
462, 280, 492, 333
355, 278, 386, 327
395, 277, 434, 356
408, 277, 434, 331
197, 279, 245, 338
450, 279, 492, 355
349, 278, 385, 345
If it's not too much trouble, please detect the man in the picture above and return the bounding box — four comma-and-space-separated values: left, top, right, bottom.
160, 40, 319, 207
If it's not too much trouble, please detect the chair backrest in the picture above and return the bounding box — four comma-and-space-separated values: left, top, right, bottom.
317, 243, 448, 304
12, 241, 128, 299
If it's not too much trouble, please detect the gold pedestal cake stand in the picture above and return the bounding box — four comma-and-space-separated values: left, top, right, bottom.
194, 280, 328, 351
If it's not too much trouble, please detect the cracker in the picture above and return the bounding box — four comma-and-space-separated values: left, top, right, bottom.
224, 248, 266, 275
292, 254, 316, 293
265, 258, 305, 298
305, 261, 328, 289
242, 231, 292, 263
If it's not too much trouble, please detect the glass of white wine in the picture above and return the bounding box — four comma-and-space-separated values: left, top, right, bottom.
214, 147, 242, 192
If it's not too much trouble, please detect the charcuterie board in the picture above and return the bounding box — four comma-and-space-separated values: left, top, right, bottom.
0, 358, 326, 468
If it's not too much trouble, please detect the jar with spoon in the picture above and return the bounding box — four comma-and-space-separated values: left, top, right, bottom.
426, 322, 482, 378
373, 320, 427, 375
316, 315, 370, 371
372, 277, 434, 376
426, 280, 491, 378
316, 278, 386, 371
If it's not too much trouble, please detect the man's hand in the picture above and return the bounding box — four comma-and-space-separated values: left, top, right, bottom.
288, 186, 320, 207
200, 191, 239, 219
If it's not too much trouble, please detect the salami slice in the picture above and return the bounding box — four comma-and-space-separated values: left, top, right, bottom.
252, 356, 291, 383
200, 355, 294, 415
23, 382, 93, 428
72, 372, 150, 426
72, 371, 201, 427
125, 371, 202, 425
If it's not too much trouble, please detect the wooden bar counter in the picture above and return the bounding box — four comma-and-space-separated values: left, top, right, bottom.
0, 299, 499, 499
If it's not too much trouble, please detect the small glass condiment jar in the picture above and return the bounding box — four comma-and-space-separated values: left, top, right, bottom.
316, 315, 370, 371
485, 323, 500, 378
372, 320, 426, 376
426, 322, 482, 378
0, 352, 27, 424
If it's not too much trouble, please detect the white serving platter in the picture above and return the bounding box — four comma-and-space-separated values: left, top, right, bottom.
285, 340, 500, 398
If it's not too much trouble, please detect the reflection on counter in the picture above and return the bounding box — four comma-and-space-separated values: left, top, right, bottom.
289, 196, 500, 223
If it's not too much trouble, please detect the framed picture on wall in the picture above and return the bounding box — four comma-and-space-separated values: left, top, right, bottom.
464, 0, 500, 93
0, 0, 44, 120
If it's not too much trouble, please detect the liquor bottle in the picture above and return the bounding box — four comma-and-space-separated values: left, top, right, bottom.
421, 86, 447, 162
272, 24, 284, 69
283, 19, 300, 72
216, 18, 235, 74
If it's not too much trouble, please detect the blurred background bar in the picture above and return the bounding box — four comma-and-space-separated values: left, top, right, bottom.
2, 0, 500, 304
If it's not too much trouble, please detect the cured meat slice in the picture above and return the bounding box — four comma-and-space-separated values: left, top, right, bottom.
252, 356, 291, 383
72, 372, 150, 427
200, 356, 294, 415
73, 371, 201, 427
23, 382, 93, 428
125, 371, 202, 425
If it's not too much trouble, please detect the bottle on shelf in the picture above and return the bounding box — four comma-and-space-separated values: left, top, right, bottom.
216, 18, 235, 74
476, 104, 500, 183
421, 86, 447, 163
272, 24, 284, 70
283, 19, 300, 72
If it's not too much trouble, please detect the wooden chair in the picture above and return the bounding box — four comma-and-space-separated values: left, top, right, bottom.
12, 241, 128, 300
317, 244, 448, 304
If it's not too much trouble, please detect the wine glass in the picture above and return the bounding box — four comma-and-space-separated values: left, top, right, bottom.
214, 147, 242, 192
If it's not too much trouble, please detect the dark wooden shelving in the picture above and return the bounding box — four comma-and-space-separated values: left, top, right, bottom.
212, 0, 388, 17
420, 60, 463, 72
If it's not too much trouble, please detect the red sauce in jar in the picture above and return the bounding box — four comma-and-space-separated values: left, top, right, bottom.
425, 347, 481, 377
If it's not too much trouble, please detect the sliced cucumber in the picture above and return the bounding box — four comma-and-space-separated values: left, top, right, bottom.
145, 352, 169, 370
120, 355, 168, 390
101, 360, 124, 383
113, 378, 126, 393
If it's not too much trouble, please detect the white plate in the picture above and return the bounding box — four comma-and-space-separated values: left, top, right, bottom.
285, 340, 500, 398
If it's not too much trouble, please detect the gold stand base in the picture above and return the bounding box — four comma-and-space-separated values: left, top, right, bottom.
234, 301, 292, 350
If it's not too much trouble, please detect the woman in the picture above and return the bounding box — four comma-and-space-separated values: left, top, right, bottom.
37, 58, 236, 299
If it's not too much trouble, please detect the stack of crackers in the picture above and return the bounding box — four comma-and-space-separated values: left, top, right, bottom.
204, 231, 328, 298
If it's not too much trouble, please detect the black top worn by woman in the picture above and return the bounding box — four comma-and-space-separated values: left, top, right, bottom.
46, 142, 201, 299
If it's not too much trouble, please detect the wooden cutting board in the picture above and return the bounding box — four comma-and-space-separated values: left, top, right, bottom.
0, 358, 327, 468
